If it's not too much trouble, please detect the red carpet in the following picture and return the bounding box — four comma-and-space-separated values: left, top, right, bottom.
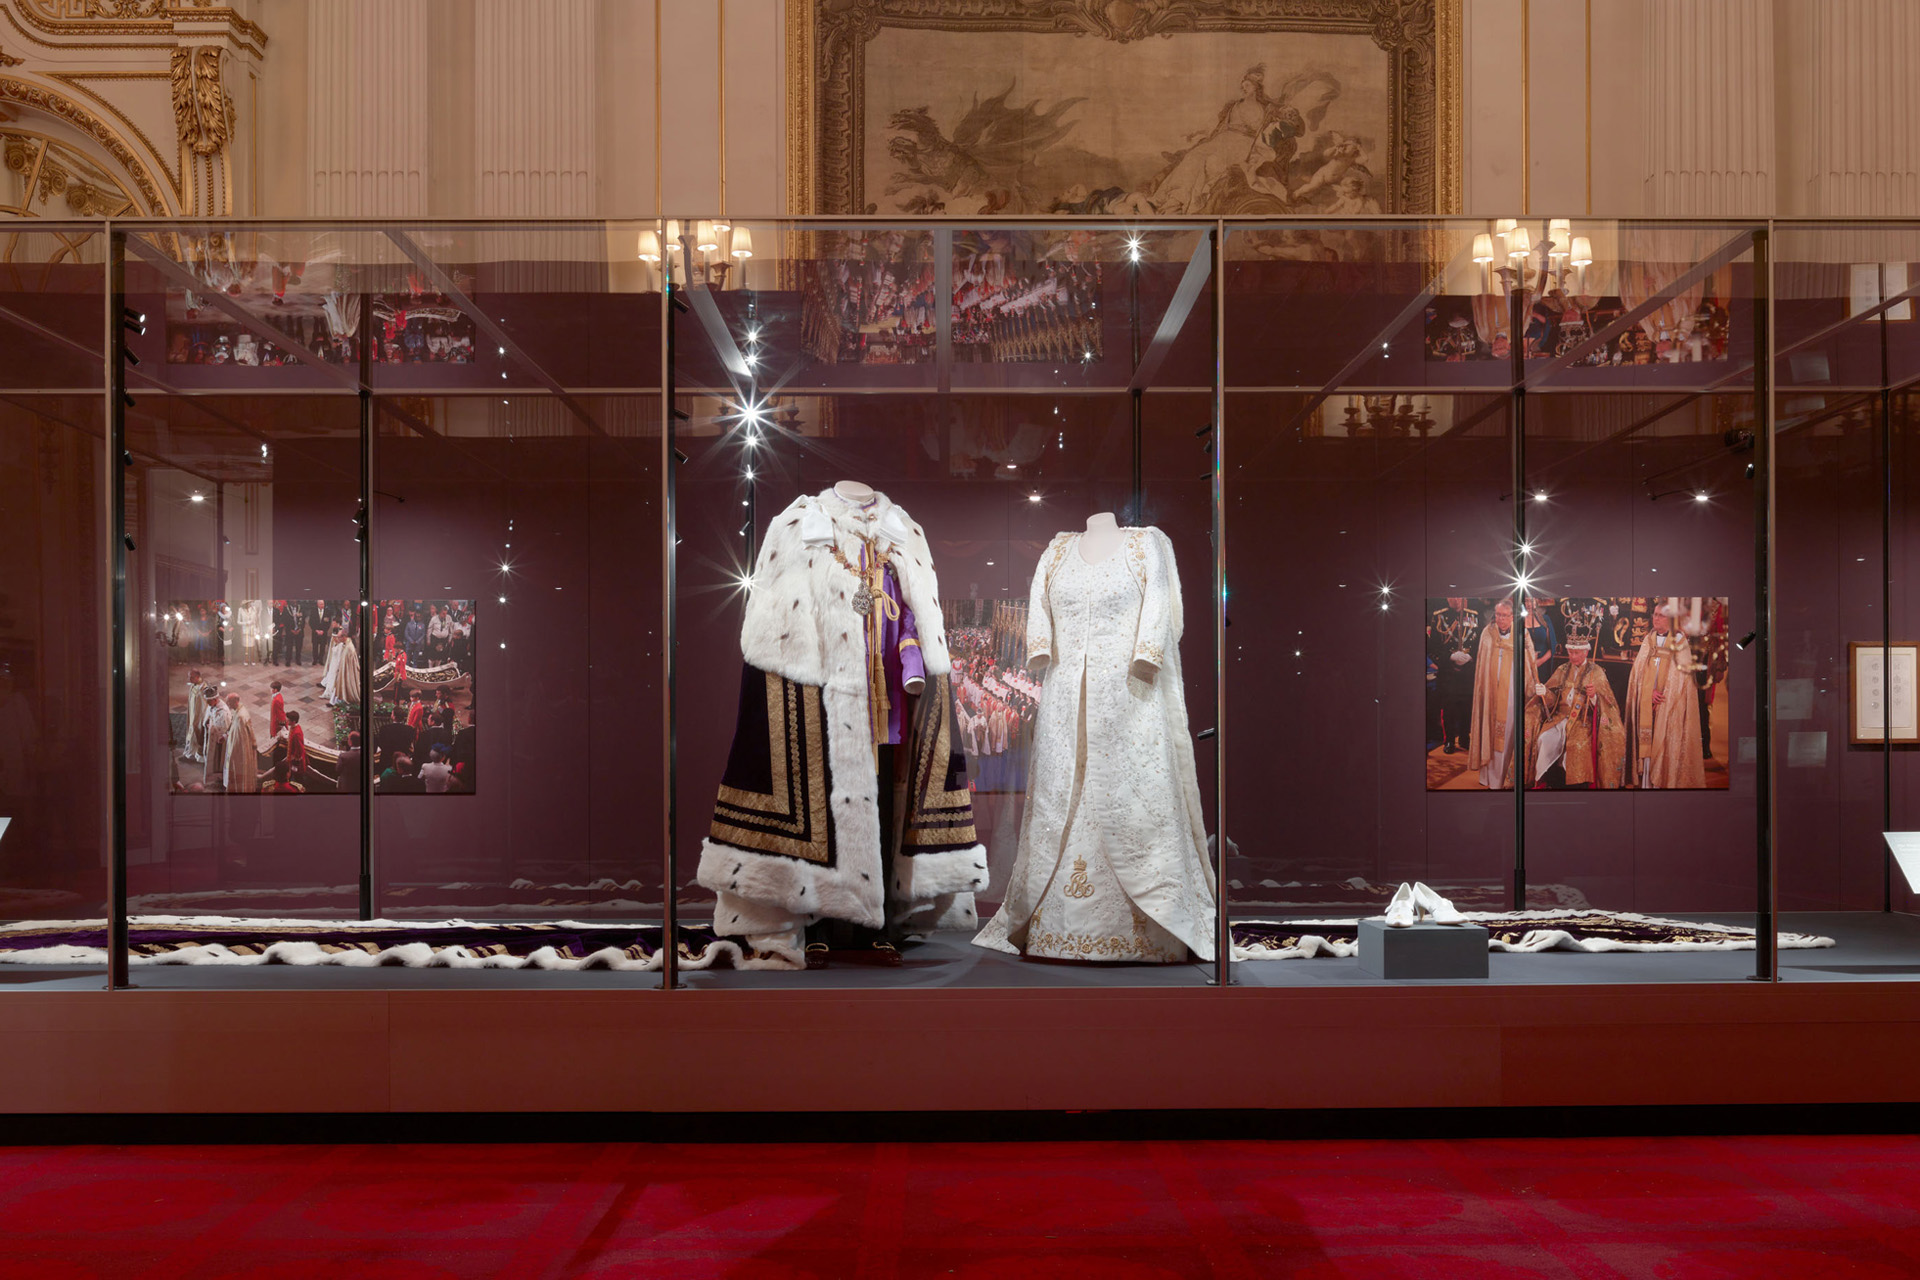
2, 1135, 1918, 1278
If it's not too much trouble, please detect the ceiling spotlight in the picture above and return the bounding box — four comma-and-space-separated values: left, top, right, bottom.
1694, 491, 1710, 503
1027, 493, 1042, 504
1533, 491, 1548, 503
1125, 234, 1143, 263
1734, 631, 1757, 650
189, 492, 204, 503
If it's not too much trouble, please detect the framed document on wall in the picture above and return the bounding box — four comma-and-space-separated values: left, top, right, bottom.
1850, 642, 1919, 744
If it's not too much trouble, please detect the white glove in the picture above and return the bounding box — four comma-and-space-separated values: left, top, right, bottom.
1450, 651, 1471, 666
1533, 683, 1549, 698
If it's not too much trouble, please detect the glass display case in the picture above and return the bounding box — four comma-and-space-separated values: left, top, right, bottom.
0, 223, 107, 979
2, 214, 1917, 994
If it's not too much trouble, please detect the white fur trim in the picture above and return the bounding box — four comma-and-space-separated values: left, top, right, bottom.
0, 915, 790, 971
891, 843, 990, 902
1231, 909, 1838, 961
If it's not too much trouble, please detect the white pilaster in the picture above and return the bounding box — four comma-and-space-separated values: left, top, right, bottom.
474, 0, 598, 216
1643, 0, 1775, 215
307, 0, 430, 216
1794, 0, 1920, 215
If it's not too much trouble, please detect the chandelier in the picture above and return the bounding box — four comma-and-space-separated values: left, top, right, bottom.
1471, 218, 1594, 297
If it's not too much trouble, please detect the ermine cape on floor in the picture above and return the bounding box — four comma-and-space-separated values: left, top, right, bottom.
699, 489, 989, 966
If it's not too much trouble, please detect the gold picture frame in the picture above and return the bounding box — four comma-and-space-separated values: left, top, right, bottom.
786, 0, 1462, 217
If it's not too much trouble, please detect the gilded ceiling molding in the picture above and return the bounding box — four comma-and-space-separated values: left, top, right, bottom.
0, 40, 23, 64
0, 73, 169, 211
6, 0, 267, 58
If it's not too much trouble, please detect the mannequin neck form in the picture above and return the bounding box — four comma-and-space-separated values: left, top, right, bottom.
833, 479, 876, 505
1079, 511, 1124, 564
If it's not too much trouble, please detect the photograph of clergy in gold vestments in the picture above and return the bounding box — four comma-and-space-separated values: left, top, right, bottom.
1427, 594, 1730, 791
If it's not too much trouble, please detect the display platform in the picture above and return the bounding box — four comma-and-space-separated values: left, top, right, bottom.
2, 912, 1915, 992
4, 922, 1920, 1115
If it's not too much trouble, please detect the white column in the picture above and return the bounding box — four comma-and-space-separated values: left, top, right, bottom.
474, 0, 599, 216
307, 0, 430, 216
1793, 0, 1920, 215
1642, 0, 1775, 215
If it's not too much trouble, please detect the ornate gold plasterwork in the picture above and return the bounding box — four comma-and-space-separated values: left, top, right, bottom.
0, 75, 165, 210
12, 0, 268, 54
2, 126, 140, 214
168, 43, 229, 156
46, 70, 181, 195
0, 41, 23, 65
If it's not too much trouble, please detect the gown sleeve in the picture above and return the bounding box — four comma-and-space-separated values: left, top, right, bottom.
1025, 538, 1061, 673
1132, 528, 1184, 679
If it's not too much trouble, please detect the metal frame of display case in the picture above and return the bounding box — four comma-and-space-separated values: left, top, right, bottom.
9, 215, 1920, 994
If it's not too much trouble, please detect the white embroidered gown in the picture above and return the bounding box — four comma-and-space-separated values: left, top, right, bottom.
974, 527, 1217, 962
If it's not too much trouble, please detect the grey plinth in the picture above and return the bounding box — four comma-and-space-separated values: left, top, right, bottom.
1356, 919, 1489, 979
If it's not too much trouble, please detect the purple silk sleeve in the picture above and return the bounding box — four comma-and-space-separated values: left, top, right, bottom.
878, 563, 923, 746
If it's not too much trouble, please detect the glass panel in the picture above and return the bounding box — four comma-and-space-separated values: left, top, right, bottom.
368, 224, 663, 959
1523, 392, 1759, 912
1224, 217, 1766, 986
372, 393, 664, 929
671, 219, 1218, 986
1773, 221, 1920, 978
0, 226, 106, 983
1223, 220, 1515, 985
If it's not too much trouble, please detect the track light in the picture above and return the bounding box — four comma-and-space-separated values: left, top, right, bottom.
123, 349, 140, 367
121, 307, 145, 336
1734, 631, 1757, 651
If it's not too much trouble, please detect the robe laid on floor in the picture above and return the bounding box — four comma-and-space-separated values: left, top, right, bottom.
700, 489, 989, 969
1625, 631, 1706, 789
974, 527, 1217, 963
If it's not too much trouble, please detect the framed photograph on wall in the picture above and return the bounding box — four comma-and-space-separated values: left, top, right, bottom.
1850, 641, 1919, 744
787, 0, 1463, 219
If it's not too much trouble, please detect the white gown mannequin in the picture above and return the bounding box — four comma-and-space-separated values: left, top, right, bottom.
1078, 510, 1123, 564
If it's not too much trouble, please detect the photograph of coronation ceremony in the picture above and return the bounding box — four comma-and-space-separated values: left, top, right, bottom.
1426, 594, 1731, 792
800, 229, 1103, 368
943, 598, 1042, 794
162, 598, 476, 796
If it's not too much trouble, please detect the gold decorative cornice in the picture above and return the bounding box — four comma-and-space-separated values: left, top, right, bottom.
0, 41, 22, 65
7, 0, 267, 57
